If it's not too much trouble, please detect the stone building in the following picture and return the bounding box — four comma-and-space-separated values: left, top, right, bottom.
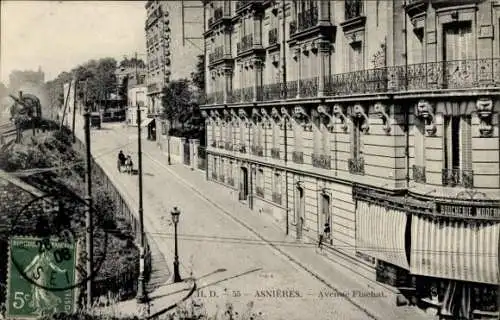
200, 0, 500, 317
145, 0, 204, 116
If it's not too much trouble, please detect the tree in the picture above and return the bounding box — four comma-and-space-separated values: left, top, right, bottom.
118, 75, 129, 105
0, 82, 7, 99
161, 79, 192, 129
190, 55, 205, 92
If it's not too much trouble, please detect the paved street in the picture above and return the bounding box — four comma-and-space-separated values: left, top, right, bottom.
77, 121, 432, 320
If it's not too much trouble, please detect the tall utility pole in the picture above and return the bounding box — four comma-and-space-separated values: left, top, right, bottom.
83, 80, 94, 307
282, 0, 289, 236
72, 78, 77, 143
135, 51, 146, 303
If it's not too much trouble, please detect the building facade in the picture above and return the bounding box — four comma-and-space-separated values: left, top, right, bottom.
145, 0, 204, 115
201, 0, 500, 317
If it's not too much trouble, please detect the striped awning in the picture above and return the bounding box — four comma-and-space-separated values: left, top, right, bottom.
410, 215, 500, 284
356, 201, 410, 270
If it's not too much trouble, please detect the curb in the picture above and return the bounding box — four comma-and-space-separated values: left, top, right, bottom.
145, 152, 382, 320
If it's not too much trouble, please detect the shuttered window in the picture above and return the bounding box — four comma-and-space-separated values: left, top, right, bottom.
257, 168, 264, 189
319, 194, 331, 232
228, 161, 233, 180
443, 115, 472, 175
460, 116, 472, 171
348, 41, 363, 72
351, 118, 362, 158
273, 171, 282, 195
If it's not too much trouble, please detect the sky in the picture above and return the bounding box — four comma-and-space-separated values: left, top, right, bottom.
0, 1, 147, 86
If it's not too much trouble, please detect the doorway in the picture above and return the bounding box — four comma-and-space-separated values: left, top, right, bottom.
239, 167, 249, 201
295, 186, 305, 239
320, 193, 331, 243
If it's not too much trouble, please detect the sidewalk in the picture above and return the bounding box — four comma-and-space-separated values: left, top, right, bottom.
144, 144, 433, 320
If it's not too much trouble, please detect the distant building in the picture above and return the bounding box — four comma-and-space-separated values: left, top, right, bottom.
126, 85, 148, 126
144, 0, 203, 116
115, 60, 147, 88
8, 67, 45, 93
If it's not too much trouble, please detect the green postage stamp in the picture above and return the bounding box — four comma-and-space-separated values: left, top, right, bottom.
6, 236, 78, 318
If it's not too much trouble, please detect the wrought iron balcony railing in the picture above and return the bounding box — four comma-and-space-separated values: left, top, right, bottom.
209, 46, 224, 63
262, 83, 281, 101
325, 68, 387, 96
239, 144, 247, 154
256, 186, 265, 198
297, 6, 318, 32
242, 87, 253, 102
224, 142, 233, 151
272, 192, 282, 205
284, 80, 298, 99
348, 157, 365, 175
345, 0, 364, 21
227, 177, 235, 186
442, 168, 474, 188
251, 145, 264, 157
238, 34, 254, 53
412, 165, 426, 183
299, 77, 319, 98
268, 28, 278, 46
270, 147, 280, 159
292, 151, 304, 164
312, 153, 331, 170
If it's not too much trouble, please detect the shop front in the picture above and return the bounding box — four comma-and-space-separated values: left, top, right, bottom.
410, 203, 500, 319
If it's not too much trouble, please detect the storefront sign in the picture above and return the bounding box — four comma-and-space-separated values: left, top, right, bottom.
436, 204, 500, 219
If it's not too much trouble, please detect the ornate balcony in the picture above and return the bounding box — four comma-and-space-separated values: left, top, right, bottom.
224, 142, 233, 151
348, 157, 365, 175
325, 68, 387, 96
312, 154, 331, 170
270, 147, 280, 159
292, 151, 304, 164
251, 145, 264, 157
237, 34, 254, 53
242, 87, 253, 102
272, 192, 282, 205
297, 7, 318, 33
268, 28, 278, 46
256, 186, 265, 198
442, 168, 474, 188
345, 0, 364, 21
262, 83, 281, 101
299, 77, 319, 98
239, 144, 247, 154
227, 177, 235, 186
208, 46, 224, 64
284, 80, 298, 99
412, 165, 426, 183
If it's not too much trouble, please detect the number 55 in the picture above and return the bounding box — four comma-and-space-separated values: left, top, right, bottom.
13, 291, 26, 309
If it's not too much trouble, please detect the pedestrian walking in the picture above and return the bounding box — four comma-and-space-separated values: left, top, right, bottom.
317, 222, 331, 254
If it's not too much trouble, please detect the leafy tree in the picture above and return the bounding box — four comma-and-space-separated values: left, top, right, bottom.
118, 75, 129, 105
0, 82, 7, 99
190, 55, 205, 92
161, 79, 192, 129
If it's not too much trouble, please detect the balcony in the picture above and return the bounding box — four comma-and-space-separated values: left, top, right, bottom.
292, 151, 304, 164
299, 77, 319, 98
256, 186, 265, 198
268, 28, 278, 46
312, 154, 331, 170
262, 83, 281, 101
206, 91, 224, 105
325, 68, 387, 96
345, 0, 363, 21
442, 168, 474, 188
348, 157, 365, 175
297, 7, 318, 33
272, 192, 282, 205
284, 80, 298, 99
239, 144, 247, 154
242, 87, 254, 102
227, 177, 235, 186
251, 145, 264, 157
412, 165, 426, 183
270, 147, 280, 160
224, 142, 233, 151
208, 46, 224, 64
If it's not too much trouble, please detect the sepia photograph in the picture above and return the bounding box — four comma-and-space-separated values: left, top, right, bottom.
0, 1, 499, 319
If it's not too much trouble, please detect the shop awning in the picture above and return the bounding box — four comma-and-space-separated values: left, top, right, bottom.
356, 201, 410, 270
410, 215, 499, 284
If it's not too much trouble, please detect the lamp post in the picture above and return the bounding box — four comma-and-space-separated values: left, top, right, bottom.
171, 207, 182, 283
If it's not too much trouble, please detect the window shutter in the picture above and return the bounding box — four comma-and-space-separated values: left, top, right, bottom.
461, 116, 472, 172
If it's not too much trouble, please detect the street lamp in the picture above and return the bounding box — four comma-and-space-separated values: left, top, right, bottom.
171, 207, 182, 283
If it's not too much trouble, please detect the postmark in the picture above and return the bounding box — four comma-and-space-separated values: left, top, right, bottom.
7, 193, 109, 292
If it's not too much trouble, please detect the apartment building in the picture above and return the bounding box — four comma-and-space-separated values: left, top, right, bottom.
200, 0, 500, 317
145, 0, 203, 115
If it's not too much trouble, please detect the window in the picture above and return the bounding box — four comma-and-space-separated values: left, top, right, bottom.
213, 157, 218, 175
348, 41, 363, 72
256, 168, 265, 198
293, 121, 304, 153
319, 193, 331, 233
219, 123, 224, 146
272, 122, 280, 149
239, 122, 246, 148
226, 123, 233, 149
443, 22, 473, 61
220, 158, 225, 181
211, 123, 216, 146
443, 115, 472, 187
228, 161, 233, 181
351, 118, 362, 158
273, 171, 281, 195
